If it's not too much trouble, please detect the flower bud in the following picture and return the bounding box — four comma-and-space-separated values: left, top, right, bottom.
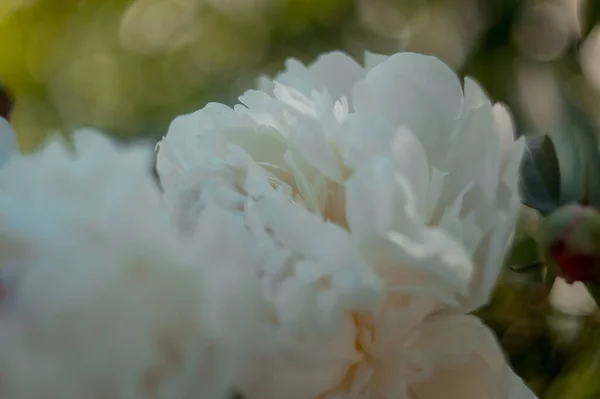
542, 204, 600, 284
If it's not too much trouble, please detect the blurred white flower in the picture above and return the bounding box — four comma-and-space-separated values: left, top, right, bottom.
0, 128, 264, 399
157, 51, 535, 398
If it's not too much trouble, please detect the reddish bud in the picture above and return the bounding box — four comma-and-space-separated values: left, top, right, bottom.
544, 204, 600, 284
551, 239, 598, 284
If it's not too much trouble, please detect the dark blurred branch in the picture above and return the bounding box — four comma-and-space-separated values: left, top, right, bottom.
0, 86, 12, 119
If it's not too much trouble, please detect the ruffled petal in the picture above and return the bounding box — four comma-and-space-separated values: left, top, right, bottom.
269, 51, 366, 100
352, 52, 463, 156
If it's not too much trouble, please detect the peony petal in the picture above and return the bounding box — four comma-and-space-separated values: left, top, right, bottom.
224, 126, 289, 171
456, 136, 525, 312
363, 51, 388, 71
288, 113, 343, 182
463, 77, 491, 111
346, 157, 420, 244
460, 213, 510, 313
391, 126, 430, 207
305, 52, 365, 99
386, 228, 474, 298
550, 278, 596, 316
241, 315, 361, 399
335, 113, 395, 170
409, 315, 535, 399
347, 158, 474, 301
352, 52, 463, 156
273, 51, 365, 100
437, 86, 499, 210
237, 89, 289, 131
155, 103, 239, 185
492, 103, 516, 173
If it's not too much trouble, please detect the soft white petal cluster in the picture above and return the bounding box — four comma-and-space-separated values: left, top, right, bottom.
0, 120, 263, 399
157, 52, 536, 398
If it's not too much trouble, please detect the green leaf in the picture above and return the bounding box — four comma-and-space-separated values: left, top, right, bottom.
520, 138, 558, 215
582, 0, 600, 40
584, 282, 600, 308
561, 100, 600, 206
506, 234, 542, 273
508, 263, 544, 274
579, 129, 600, 207
533, 135, 561, 204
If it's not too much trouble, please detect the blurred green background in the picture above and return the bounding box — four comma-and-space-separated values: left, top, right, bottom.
2, 0, 600, 396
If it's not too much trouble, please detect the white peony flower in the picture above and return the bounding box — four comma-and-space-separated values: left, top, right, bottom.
0, 128, 264, 399
157, 51, 536, 398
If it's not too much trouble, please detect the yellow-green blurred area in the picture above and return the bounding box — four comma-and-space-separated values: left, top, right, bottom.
3, 0, 597, 151
2, 0, 600, 151
0, 0, 353, 150
3, 1, 600, 396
